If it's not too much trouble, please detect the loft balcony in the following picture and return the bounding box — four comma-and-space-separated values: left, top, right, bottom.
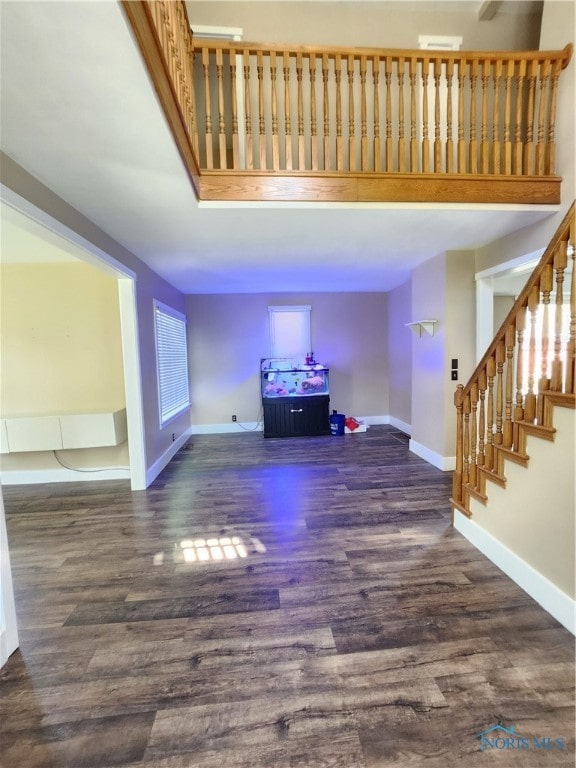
124, 1, 573, 205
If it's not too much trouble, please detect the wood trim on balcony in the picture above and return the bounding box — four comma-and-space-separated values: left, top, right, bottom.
199, 171, 561, 204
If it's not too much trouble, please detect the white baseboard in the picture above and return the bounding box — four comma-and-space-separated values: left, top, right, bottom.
409, 438, 455, 471
0, 467, 130, 485
145, 427, 193, 486
190, 422, 263, 435
388, 416, 411, 435
454, 511, 576, 635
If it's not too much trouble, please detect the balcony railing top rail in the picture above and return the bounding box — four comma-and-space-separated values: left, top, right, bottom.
123, 0, 573, 204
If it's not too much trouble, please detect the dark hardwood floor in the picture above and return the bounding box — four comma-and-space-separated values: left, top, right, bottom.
1, 426, 574, 767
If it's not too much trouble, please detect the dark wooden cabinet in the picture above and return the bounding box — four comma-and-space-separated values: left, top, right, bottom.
263, 395, 330, 438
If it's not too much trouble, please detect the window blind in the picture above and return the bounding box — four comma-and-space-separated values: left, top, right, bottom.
154, 301, 190, 426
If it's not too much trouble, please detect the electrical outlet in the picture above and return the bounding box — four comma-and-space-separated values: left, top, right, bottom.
232, 415, 237, 422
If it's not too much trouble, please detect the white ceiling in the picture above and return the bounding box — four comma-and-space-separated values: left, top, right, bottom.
0, 0, 556, 294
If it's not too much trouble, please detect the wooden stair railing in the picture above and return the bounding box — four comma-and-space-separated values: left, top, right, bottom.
452, 202, 576, 518
122, 0, 573, 204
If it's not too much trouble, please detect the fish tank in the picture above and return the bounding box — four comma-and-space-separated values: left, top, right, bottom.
261, 359, 329, 398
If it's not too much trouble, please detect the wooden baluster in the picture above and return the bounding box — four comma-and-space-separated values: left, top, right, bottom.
486, 356, 496, 470
567, 222, 576, 394
360, 55, 368, 171
283, 51, 292, 171
243, 49, 254, 169
202, 47, 214, 169
187, 34, 199, 158
409, 57, 418, 172
457, 58, 467, 173
373, 55, 381, 171
348, 54, 356, 171
296, 52, 305, 170
463, 395, 471, 487
215, 49, 227, 169
445, 58, 454, 173
229, 49, 240, 169
536, 59, 551, 176
257, 51, 266, 170
322, 54, 330, 170
480, 60, 490, 173
503, 59, 514, 175
514, 59, 526, 175
537, 264, 553, 423
270, 52, 279, 170
492, 59, 502, 173
546, 59, 561, 175
453, 384, 464, 506
503, 324, 515, 449
551, 241, 568, 391
335, 54, 343, 170
495, 341, 505, 446
469, 59, 478, 174
421, 56, 430, 173
384, 57, 393, 171
524, 59, 538, 175
525, 285, 540, 422
514, 306, 526, 450
398, 57, 406, 173
310, 53, 318, 171
433, 57, 442, 172
478, 369, 487, 469
470, 383, 478, 490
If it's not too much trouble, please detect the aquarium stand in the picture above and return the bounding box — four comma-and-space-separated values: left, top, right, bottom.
263, 395, 330, 438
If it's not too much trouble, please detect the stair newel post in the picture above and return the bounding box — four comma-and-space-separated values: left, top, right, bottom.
495, 340, 505, 446
514, 306, 527, 450
525, 285, 540, 422
503, 323, 515, 448
567, 219, 576, 394
478, 369, 487, 469
463, 394, 471, 487
486, 356, 496, 470
453, 384, 464, 505
550, 241, 568, 391
470, 383, 478, 489
537, 263, 554, 424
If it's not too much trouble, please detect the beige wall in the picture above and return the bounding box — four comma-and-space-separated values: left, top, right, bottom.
411, 253, 447, 457
469, 405, 575, 599
0, 154, 191, 472
186, 292, 389, 426
1, 262, 125, 416
386, 279, 412, 429
187, 1, 542, 50
411, 249, 475, 459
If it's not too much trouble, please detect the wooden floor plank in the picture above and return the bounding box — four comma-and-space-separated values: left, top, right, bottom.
1, 426, 573, 767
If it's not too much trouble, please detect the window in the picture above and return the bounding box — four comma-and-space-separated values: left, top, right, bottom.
154, 300, 190, 426
268, 305, 311, 359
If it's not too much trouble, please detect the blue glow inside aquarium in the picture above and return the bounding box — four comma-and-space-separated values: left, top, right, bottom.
261, 364, 329, 398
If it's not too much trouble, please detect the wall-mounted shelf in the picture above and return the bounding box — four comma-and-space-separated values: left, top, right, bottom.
406, 320, 438, 337
0, 409, 128, 454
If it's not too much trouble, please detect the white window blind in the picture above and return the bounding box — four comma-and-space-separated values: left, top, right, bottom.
154, 300, 190, 426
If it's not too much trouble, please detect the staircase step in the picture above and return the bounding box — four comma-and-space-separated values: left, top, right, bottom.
450, 497, 471, 519
478, 464, 506, 488
494, 445, 529, 467
515, 421, 556, 441
542, 391, 576, 409
465, 484, 488, 505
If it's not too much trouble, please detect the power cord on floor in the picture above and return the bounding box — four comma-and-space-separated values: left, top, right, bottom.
235, 406, 264, 431
53, 451, 130, 473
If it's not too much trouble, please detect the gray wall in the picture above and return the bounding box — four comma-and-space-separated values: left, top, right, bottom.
186, 292, 389, 426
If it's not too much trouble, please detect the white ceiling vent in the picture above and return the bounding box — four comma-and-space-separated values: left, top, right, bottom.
418, 35, 463, 51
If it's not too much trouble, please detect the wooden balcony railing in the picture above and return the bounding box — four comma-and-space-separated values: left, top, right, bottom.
123, 0, 572, 203
452, 202, 576, 518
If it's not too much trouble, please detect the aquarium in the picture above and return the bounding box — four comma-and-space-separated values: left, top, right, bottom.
261, 363, 329, 398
